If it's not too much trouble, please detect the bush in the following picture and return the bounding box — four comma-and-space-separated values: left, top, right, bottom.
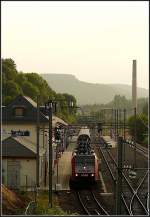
34, 204, 78, 215
128, 113, 148, 143
142, 137, 148, 146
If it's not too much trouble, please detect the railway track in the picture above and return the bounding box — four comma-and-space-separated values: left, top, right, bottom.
125, 140, 148, 158
100, 137, 149, 215
77, 189, 109, 215
129, 171, 148, 215
98, 142, 131, 215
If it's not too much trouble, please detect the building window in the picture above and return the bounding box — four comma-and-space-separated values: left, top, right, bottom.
14, 107, 25, 117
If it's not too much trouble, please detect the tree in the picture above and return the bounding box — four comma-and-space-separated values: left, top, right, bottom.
25, 73, 56, 103
3, 80, 22, 97
22, 81, 39, 100
2, 58, 77, 123
2, 58, 17, 81
15, 72, 27, 86
128, 113, 148, 143
2, 81, 23, 105
143, 101, 148, 116
2, 96, 13, 105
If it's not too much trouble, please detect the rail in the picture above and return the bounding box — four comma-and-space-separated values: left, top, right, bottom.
129, 171, 148, 215
106, 149, 148, 215
125, 140, 148, 158
98, 144, 131, 215
98, 137, 148, 215
77, 190, 109, 215
77, 191, 90, 215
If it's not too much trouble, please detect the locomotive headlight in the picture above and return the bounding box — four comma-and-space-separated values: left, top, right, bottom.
83, 166, 86, 170
75, 173, 78, 176
91, 174, 94, 177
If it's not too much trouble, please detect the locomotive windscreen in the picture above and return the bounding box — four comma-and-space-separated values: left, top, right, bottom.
75, 155, 95, 173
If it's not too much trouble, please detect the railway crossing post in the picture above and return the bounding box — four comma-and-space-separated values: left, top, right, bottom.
116, 136, 123, 215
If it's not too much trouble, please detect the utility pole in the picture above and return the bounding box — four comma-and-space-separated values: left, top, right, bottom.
111, 108, 113, 138
116, 109, 118, 139
118, 109, 120, 136
36, 96, 40, 187
134, 107, 137, 169
48, 101, 53, 208
115, 109, 116, 141
132, 59, 137, 169
123, 109, 126, 162
119, 109, 122, 137
116, 136, 123, 215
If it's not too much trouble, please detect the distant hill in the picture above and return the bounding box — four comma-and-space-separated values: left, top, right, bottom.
40, 74, 148, 105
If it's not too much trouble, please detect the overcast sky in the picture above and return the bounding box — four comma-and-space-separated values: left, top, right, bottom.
2, 1, 149, 89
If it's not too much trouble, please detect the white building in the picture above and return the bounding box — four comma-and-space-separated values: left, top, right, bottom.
2, 95, 68, 189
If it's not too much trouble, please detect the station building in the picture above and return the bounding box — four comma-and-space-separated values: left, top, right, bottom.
2, 95, 68, 190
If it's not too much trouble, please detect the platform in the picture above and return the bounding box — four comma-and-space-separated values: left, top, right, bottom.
102, 136, 117, 148
52, 142, 76, 190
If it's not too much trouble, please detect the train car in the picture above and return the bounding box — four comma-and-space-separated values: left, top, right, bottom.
71, 128, 99, 183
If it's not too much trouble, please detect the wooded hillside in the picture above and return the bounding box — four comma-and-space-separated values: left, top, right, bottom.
2, 58, 77, 123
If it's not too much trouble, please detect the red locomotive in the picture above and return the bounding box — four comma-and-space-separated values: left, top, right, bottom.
71, 127, 99, 183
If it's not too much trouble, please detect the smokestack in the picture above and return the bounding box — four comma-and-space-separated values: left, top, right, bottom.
132, 60, 137, 108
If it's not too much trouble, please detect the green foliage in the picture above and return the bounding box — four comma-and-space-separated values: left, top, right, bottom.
113, 95, 129, 108
2, 58, 77, 123
127, 113, 148, 143
22, 81, 39, 101
142, 101, 148, 115
2, 58, 17, 81
15, 72, 27, 86
142, 136, 148, 146
34, 204, 78, 215
3, 95, 14, 105
3, 80, 23, 97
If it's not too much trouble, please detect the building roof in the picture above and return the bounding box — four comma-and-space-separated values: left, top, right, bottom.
23, 96, 37, 107
2, 95, 49, 123
52, 116, 68, 127
2, 95, 68, 127
2, 136, 45, 158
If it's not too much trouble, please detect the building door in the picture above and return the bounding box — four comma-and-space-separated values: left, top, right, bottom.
7, 160, 20, 189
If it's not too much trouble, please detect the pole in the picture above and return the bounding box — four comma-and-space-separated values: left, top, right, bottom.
116, 136, 123, 215
134, 107, 137, 169
48, 102, 53, 208
56, 144, 59, 185
116, 109, 118, 140
36, 96, 40, 187
118, 109, 119, 136
123, 109, 126, 162
119, 109, 122, 136
114, 109, 116, 141
111, 109, 113, 138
